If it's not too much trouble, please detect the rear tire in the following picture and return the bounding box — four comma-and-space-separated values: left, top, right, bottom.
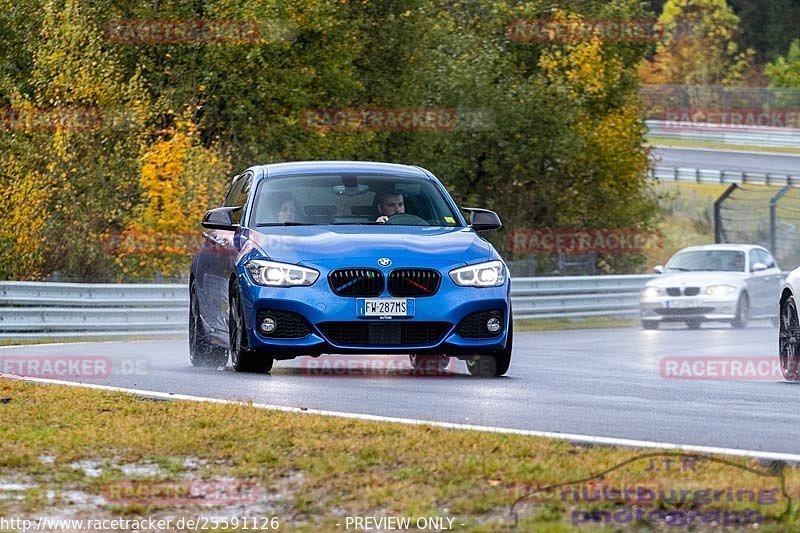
685, 319, 702, 329
189, 283, 228, 368
731, 293, 750, 329
466, 316, 512, 377
641, 320, 659, 330
229, 282, 273, 373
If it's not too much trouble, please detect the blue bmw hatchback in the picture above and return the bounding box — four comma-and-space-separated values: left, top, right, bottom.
190, 161, 512, 376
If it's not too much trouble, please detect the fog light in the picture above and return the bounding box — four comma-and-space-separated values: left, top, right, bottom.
486, 317, 501, 333
260, 316, 277, 335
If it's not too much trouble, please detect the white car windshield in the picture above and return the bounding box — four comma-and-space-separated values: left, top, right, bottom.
665, 250, 746, 272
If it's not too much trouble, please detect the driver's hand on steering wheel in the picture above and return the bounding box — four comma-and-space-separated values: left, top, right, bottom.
376, 215, 389, 223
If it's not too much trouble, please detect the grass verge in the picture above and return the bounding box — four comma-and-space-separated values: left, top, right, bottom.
649, 137, 800, 155
514, 317, 637, 331
0, 334, 185, 347
0, 378, 797, 531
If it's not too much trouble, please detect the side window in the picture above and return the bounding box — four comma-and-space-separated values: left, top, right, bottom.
748, 251, 760, 271
223, 172, 253, 224
224, 173, 251, 208
757, 249, 776, 269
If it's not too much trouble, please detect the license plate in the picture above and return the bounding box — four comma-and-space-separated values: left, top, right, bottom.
665, 299, 698, 309
357, 298, 414, 317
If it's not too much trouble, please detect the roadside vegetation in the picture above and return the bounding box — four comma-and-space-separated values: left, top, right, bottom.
0, 378, 798, 531
0, 0, 661, 282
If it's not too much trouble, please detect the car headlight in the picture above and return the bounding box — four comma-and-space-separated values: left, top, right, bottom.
641, 286, 665, 299
245, 259, 319, 287
449, 260, 505, 287
705, 284, 737, 296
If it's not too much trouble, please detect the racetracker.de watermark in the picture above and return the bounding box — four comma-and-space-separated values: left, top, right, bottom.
660, 108, 800, 129
0, 356, 147, 379
0, 106, 139, 133
510, 229, 663, 255
0, 356, 112, 379
103, 19, 294, 44
508, 18, 663, 43
104, 479, 261, 505
301, 108, 495, 132
660, 356, 783, 381
300, 354, 457, 377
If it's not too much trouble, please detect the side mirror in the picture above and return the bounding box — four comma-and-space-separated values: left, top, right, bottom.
653, 265, 664, 274
751, 262, 767, 272
201, 207, 240, 231
463, 207, 502, 232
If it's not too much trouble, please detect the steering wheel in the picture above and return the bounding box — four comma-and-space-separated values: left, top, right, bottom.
385, 213, 429, 225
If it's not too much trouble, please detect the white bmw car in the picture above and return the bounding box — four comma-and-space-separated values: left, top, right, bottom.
779, 268, 800, 381
639, 244, 783, 330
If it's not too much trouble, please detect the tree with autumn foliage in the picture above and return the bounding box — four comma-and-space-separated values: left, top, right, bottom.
0, 0, 660, 280
640, 0, 753, 87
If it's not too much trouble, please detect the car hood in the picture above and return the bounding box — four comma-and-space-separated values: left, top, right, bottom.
647, 271, 748, 288
244, 226, 495, 269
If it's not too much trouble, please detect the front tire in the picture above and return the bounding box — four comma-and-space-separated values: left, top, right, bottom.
229, 282, 273, 373
685, 319, 702, 329
189, 283, 228, 368
641, 320, 659, 330
731, 293, 750, 329
466, 316, 512, 377
779, 296, 800, 382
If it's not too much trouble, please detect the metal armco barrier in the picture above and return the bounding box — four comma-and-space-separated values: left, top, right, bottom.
0, 277, 656, 342
647, 120, 800, 149
651, 166, 800, 187
510, 275, 653, 319
0, 282, 188, 341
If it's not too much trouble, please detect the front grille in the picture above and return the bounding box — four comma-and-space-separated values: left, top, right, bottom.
318, 322, 451, 346
655, 307, 714, 316
256, 309, 312, 338
388, 269, 441, 297
457, 310, 503, 338
329, 269, 384, 297
666, 287, 700, 297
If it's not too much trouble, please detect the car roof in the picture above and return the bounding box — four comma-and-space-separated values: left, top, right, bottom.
259, 161, 431, 179
675, 243, 767, 253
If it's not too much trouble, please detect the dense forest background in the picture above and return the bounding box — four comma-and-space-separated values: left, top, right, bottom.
1, 0, 798, 281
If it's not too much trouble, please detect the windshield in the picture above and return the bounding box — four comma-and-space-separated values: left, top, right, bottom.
665, 250, 746, 272
249, 173, 461, 227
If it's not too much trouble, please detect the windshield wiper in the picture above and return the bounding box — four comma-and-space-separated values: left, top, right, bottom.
256, 222, 316, 226
667, 267, 690, 271
330, 222, 383, 225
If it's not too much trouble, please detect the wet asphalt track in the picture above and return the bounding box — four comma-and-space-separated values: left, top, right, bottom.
2, 321, 797, 455
653, 147, 800, 174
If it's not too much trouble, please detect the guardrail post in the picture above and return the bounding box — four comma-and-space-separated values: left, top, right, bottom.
714, 183, 738, 243
770, 185, 791, 255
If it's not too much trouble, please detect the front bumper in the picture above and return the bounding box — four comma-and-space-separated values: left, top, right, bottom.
237, 270, 511, 357
639, 294, 738, 322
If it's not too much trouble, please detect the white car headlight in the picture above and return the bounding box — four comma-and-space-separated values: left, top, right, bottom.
641, 286, 665, 299
705, 284, 737, 296
449, 260, 505, 287
246, 259, 319, 287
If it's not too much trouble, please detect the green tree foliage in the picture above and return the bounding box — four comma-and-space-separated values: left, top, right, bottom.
766, 39, 800, 88
0, 0, 659, 280
640, 0, 753, 86
728, 0, 800, 64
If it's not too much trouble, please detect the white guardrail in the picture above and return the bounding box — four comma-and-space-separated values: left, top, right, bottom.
646, 119, 800, 149
0, 277, 654, 341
